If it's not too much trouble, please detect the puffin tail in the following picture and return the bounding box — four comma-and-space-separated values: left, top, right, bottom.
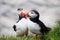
45, 27, 51, 34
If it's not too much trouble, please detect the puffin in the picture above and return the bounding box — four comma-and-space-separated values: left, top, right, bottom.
26, 10, 51, 40
13, 8, 28, 36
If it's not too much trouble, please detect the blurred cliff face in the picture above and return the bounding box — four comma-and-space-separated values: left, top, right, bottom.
0, 0, 60, 29
0, 0, 60, 37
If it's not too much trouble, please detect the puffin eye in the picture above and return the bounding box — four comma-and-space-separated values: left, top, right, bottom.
31, 13, 34, 14
31, 11, 34, 14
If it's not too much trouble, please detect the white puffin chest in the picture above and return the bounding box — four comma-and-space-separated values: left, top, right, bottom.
27, 19, 41, 34
15, 18, 28, 35
16, 18, 27, 29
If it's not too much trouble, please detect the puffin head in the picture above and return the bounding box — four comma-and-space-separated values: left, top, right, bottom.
17, 8, 26, 18
17, 8, 23, 11
25, 10, 40, 19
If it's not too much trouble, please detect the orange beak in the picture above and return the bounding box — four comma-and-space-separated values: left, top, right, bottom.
19, 12, 30, 19
25, 12, 29, 19
20, 12, 25, 17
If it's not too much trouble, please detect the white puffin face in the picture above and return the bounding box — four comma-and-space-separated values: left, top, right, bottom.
29, 11, 38, 18
17, 8, 27, 14
17, 8, 23, 14
17, 8, 28, 18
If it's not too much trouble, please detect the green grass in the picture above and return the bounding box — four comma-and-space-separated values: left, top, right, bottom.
44, 22, 60, 40
0, 22, 60, 40
48, 22, 60, 40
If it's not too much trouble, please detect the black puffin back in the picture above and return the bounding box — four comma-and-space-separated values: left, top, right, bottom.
37, 20, 51, 34
30, 19, 51, 34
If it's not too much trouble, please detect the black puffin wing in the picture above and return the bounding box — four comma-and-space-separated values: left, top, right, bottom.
13, 25, 16, 31
38, 20, 51, 34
